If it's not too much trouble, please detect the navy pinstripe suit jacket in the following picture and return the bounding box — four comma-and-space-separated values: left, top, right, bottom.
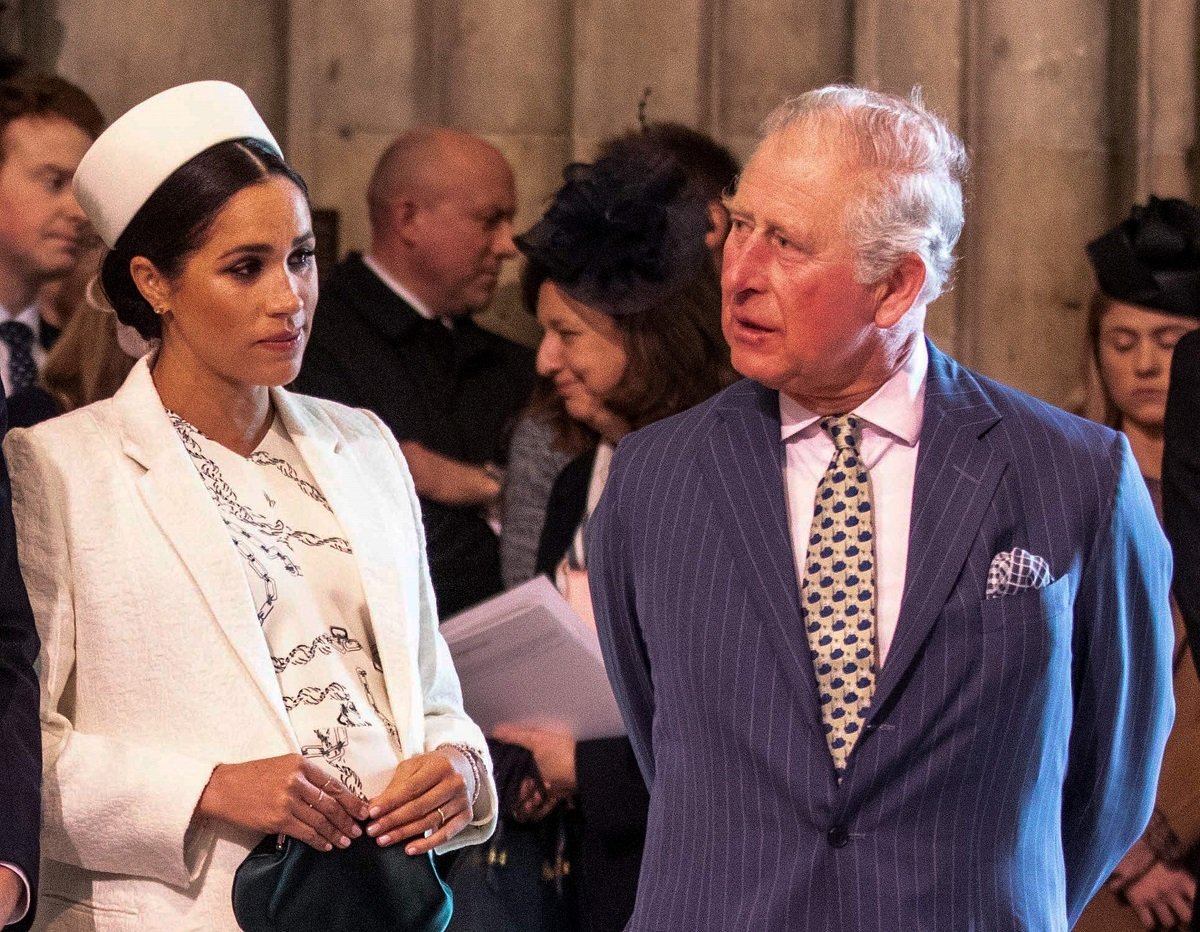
587, 340, 1175, 931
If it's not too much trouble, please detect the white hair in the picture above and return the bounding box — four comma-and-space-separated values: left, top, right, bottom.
760, 85, 968, 306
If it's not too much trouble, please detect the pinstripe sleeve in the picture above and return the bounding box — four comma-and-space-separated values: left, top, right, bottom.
1061, 432, 1175, 924
587, 440, 657, 787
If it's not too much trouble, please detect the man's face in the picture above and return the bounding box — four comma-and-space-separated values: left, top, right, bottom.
407, 150, 517, 318
0, 115, 94, 301
721, 126, 886, 404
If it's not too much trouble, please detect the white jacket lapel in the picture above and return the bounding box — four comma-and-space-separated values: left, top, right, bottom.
114, 359, 295, 744
272, 389, 419, 753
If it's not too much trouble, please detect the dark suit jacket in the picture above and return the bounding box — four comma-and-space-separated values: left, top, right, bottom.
0, 394, 40, 932
587, 340, 1175, 931
294, 253, 535, 617
1165, 328, 1200, 680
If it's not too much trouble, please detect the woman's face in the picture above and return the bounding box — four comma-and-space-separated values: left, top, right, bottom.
1097, 299, 1199, 430
535, 281, 628, 428
151, 176, 316, 391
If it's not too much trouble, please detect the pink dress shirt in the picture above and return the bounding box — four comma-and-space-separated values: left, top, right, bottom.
780, 338, 928, 667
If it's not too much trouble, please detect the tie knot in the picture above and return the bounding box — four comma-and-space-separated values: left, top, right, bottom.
0, 320, 34, 350
820, 414, 862, 452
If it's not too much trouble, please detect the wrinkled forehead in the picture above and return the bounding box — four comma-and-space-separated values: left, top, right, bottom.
748, 117, 872, 186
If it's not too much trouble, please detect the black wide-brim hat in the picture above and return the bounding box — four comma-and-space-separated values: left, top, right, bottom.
1086, 196, 1200, 319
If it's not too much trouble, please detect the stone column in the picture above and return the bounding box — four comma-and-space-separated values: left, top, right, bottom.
414, 0, 572, 344
712, 0, 853, 161
50, 0, 287, 136
1140, 0, 1197, 200
853, 0, 967, 357
964, 1, 1110, 406
286, 0, 421, 259
572, 0, 711, 159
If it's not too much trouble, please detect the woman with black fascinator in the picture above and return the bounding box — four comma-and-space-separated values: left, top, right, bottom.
1075, 197, 1200, 932
450, 142, 736, 932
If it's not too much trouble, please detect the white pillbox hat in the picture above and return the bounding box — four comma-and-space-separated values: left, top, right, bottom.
74, 80, 282, 247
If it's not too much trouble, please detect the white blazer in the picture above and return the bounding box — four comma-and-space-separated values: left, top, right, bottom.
5, 357, 496, 932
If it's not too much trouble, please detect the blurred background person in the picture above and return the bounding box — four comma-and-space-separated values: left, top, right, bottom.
0, 62, 104, 427
449, 142, 736, 932
500, 123, 739, 589
6, 81, 494, 931
1076, 196, 1200, 932
38, 294, 136, 414
295, 128, 535, 619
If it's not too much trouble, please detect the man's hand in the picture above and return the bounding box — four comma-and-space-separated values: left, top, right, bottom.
196, 754, 368, 852
1123, 860, 1195, 930
0, 865, 26, 926
398, 441, 500, 508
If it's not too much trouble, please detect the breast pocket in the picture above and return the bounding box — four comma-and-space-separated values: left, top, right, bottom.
979, 571, 1073, 634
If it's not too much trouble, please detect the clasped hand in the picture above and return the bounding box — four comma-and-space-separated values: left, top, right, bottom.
197, 748, 475, 856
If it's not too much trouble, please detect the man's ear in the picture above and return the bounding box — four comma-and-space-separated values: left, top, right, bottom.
389, 196, 422, 245
129, 256, 172, 313
874, 253, 927, 330
704, 200, 731, 254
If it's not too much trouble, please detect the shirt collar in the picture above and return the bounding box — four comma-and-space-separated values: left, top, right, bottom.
779, 336, 928, 445
361, 253, 437, 321
0, 303, 41, 328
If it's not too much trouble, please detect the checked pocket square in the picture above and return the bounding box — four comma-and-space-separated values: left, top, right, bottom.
986, 548, 1052, 599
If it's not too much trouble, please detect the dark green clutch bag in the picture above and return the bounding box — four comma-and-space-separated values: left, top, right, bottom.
232, 831, 453, 932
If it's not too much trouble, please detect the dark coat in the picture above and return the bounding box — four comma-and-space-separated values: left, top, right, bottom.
1165, 328, 1200, 680
294, 253, 535, 617
538, 448, 648, 932
0, 392, 40, 932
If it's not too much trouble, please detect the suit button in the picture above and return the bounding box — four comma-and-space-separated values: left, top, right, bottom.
827, 825, 849, 848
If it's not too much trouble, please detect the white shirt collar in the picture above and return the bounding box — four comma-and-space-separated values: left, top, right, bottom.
361, 253, 437, 321
779, 336, 928, 445
0, 302, 42, 335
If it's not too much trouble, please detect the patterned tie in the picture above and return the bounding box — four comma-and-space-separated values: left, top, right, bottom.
802, 414, 878, 771
0, 320, 37, 395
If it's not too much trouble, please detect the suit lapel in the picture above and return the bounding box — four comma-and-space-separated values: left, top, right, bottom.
870, 341, 1007, 713
115, 360, 294, 742
701, 380, 825, 740
273, 391, 419, 754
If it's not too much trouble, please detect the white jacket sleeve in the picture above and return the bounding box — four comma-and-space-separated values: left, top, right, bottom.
4, 427, 219, 888
363, 411, 497, 849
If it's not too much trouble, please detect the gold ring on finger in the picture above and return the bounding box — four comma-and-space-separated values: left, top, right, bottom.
317, 790, 326, 805
435, 806, 446, 828
321, 777, 334, 792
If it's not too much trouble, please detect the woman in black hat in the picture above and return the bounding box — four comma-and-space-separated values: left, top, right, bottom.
1076, 196, 1200, 932
448, 143, 736, 932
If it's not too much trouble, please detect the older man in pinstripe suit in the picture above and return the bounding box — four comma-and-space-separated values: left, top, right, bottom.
587, 86, 1175, 931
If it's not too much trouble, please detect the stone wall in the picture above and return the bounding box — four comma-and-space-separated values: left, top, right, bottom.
5, 0, 1197, 405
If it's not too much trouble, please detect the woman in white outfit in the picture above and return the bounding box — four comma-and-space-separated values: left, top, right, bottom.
4, 81, 495, 931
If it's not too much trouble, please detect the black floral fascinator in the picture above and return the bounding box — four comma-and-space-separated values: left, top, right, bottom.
516, 145, 711, 317
1086, 196, 1200, 319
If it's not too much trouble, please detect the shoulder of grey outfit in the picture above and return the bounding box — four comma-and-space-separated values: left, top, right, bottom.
500, 411, 575, 589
